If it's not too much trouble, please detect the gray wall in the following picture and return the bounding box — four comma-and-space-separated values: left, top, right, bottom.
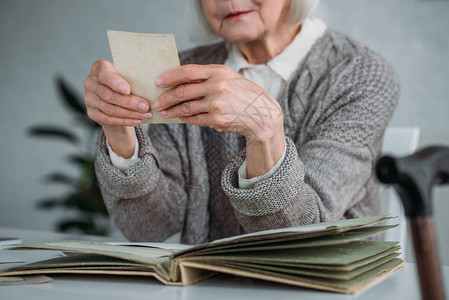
0, 0, 448, 264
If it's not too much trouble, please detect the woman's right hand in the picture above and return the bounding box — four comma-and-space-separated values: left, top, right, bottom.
84, 60, 152, 158
84, 60, 152, 126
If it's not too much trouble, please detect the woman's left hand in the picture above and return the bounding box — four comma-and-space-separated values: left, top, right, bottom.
153, 64, 284, 144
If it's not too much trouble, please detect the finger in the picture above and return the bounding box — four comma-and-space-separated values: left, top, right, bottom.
91, 60, 131, 95
87, 108, 142, 127
155, 82, 208, 111
160, 98, 211, 119
155, 64, 214, 88
179, 113, 211, 127
85, 91, 152, 121
85, 76, 150, 112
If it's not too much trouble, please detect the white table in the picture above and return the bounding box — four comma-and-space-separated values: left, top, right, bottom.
1, 226, 448, 300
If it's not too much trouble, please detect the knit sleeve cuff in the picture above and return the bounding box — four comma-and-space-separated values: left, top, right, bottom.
238, 143, 287, 189
221, 136, 304, 216
95, 126, 162, 199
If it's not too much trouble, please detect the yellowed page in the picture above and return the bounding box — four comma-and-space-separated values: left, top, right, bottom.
178, 259, 405, 294
107, 30, 182, 124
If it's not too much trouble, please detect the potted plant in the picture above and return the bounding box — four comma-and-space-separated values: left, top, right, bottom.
28, 76, 110, 236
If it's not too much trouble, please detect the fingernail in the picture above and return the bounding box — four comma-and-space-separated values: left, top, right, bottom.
160, 111, 167, 118
155, 77, 163, 87
133, 120, 142, 125
119, 84, 130, 95
154, 99, 160, 109
138, 102, 149, 112
141, 112, 152, 119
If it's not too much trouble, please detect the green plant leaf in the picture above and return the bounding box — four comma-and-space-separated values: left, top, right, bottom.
44, 173, 78, 187
36, 198, 64, 209
57, 220, 108, 236
62, 192, 103, 213
84, 187, 108, 215
66, 154, 88, 165
90, 121, 101, 129
74, 115, 101, 129
28, 126, 79, 144
56, 76, 86, 116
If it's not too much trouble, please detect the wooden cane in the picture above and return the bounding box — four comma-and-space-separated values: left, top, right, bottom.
376, 146, 449, 300
410, 217, 444, 300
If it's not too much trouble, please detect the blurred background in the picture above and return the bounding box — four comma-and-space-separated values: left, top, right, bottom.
0, 0, 448, 264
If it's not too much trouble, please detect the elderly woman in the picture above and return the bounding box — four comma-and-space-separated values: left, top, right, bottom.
83, 0, 398, 244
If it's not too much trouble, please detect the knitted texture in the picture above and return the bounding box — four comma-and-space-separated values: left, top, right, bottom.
95, 29, 399, 244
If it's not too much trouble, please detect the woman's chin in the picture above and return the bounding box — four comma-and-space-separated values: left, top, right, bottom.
219, 31, 262, 44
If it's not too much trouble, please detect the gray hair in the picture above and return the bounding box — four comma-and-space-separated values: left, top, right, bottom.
185, 0, 320, 43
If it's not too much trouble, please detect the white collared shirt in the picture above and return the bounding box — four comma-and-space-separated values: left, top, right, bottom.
225, 18, 326, 99
108, 18, 327, 189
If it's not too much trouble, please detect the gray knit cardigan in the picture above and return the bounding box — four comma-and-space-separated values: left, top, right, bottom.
95, 29, 399, 245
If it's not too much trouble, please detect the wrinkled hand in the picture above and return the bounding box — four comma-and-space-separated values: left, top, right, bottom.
83, 60, 153, 158
83, 60, 152, 126
154, 64, 284, 144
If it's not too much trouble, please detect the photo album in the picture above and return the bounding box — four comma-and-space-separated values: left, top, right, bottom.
0, 216, 404, 294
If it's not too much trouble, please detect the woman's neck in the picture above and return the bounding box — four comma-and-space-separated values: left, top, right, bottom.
235, 24, 301, 65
